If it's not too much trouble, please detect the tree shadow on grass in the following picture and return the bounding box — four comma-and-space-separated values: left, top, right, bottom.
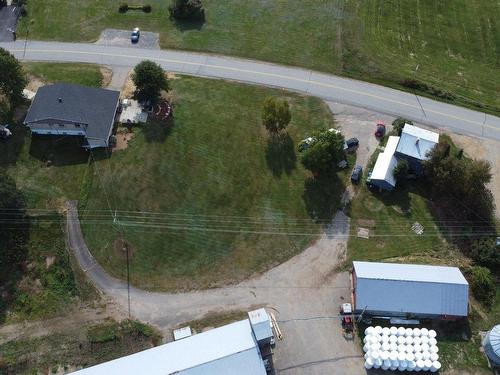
142, 118, 175, 143
172, 18, 205, 32
29, 135, 93, 166
303, 172, 345, 223
265, 132, 297, 177
0, 124, 26, 167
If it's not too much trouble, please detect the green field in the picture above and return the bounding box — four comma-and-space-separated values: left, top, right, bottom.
81, 76, 348, 291
19, 0, 500, 113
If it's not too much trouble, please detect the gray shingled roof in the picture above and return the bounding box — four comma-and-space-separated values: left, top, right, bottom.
24, 83, 120, 147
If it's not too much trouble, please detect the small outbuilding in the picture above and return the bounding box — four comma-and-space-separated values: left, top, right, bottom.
352, 261, 469, 320
367, 136, 399, 191
24, 83, 120, 149
395, 124, 439, 174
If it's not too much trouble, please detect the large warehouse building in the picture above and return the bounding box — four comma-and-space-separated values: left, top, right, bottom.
71, 309, 274, 374
352, 261, 469, 320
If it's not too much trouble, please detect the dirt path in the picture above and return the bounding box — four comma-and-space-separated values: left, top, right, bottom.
0, 302, 125, 345
66, 200, 362, 374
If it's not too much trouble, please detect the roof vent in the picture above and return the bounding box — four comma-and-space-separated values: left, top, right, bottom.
416, 137, 420, 144
58, 97, 63, 103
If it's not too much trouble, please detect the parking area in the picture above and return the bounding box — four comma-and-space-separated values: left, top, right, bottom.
0, 5, 20, 42
96, 28, 160, 49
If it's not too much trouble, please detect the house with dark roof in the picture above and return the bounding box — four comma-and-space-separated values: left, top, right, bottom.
24, 83, 120, 149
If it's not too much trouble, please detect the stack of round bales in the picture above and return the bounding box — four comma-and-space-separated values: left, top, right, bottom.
363, 326, 441, 372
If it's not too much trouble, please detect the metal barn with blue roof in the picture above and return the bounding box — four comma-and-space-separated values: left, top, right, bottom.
353, 261, 469, 320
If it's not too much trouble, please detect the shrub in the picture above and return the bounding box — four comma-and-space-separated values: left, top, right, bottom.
392, 117, 412, 136
118, 3, 129, 12
20, 4, 27, 16
142, 4, 152, 13
469, 266, 496, 307
169, 0, 205, 21
0, 0, 6, 9
469, 238, 500, 270
393, 159, 409, 182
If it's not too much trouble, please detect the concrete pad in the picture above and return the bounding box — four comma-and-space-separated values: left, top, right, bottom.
96, 28, 160, 50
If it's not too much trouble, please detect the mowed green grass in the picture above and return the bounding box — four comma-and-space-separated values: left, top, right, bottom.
23, 63, 104, 88
19, 0, 500, 112
73, 76, 345, 291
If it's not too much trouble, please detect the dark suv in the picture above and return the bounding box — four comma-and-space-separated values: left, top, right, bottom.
344, 137, 359, 152
351, 165, 363, 183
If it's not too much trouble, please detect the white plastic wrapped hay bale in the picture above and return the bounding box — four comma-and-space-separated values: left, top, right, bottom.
380, 351, 390, 361
414, 351, 423, 361
371, 342, 381, 352
382, 359, 391, 370
364, 357, 374, 369
373, 357, 383, 369
430, 361, 441, 372
413, 328, 421, 337
429, 337, 437, 346
428, 329, 437, 339
382, 342, 391, 352
413, 343, 422, 354
416, 359, 425, 371
397, 327, 406, 336
430, 352, 439, 362
407, 359, 417, 371
421, 343, 430, 353
371, 351, 380, 360
397, 335, 406, 345
363, 343, 370, 352
369, 335, 379, 344
374, 326, 383, 335
429, 345, 439, 354
397, 351, 406, 362
389, 342, 398, 352
405, 352, 415, 362
405, 344, 414, 354
390, 326, 398, 336
398, 359, 408, 370
420, 328, 429, 337
422, 351, 431, 361
413, 336, 422, 345
390, 358, 400, 369
365, 326, 374, 336
397, 344, 406, 354
381, 334, 390, 343
423, 359, 432, 371
364, 352, 371, 360
405, 328, 413, 337
389, 334, 398, 344
420, 335, 429, 345
382, 327, 391, 336
406, 336, 414, 345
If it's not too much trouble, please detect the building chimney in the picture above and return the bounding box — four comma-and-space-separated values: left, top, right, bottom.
416, 137, 420, 144
58, 97, 62, 103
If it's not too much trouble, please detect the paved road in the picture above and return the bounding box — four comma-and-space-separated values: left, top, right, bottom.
2, 40, 500, 141
66, 201, 363, 374
0, 6, 19, 42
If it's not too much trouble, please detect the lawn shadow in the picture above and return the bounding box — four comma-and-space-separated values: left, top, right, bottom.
303, 172, 345, 223
142, 118, 175, 143
29, 135, 91, 166
265, 132, 297, 177
376, 186, 411, 216
0, 124, 27, 167
0, 207, 30, 324
172, 18, 205, 32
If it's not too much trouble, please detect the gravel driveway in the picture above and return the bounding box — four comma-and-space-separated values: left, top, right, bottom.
96, 29, 160, 49
66, 201, 363, 374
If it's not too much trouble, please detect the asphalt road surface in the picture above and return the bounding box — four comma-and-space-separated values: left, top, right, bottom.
0, 6, 19, 42
2, 40, 500, 141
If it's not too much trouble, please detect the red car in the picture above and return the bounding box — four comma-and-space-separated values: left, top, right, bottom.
375, 121, 386, 138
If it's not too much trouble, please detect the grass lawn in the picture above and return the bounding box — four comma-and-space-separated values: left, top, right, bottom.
19, 0, 500, 113
80, 76, 348, 291
23, 63, 105, 88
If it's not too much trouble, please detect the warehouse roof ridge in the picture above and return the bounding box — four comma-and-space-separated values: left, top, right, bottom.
353, 261, 468, 285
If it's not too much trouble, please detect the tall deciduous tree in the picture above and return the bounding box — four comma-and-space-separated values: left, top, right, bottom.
262, 97, 291, 134
169, 0, 205, 21
300, 129, 344, 174
0, 48, 27, 106
132, 60, 169, 105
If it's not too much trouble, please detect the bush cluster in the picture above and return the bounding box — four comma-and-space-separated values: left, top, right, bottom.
468, 266, 496, 307
118, 3, 128, 12
169, 0, 205, 21
400, 78, 455, 101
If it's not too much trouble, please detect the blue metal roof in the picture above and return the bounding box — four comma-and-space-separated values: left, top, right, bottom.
395, 124, 439, 161
353, 262, 469, 317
